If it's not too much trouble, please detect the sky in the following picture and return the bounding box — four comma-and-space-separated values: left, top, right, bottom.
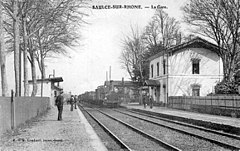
5, 0, 188, 95
44, 0, 189, 95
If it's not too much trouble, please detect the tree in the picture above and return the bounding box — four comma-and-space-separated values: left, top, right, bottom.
22, 10, 29, 96
141, 9, 182, 81
32, 0, 86, 96
120, 26, 146, 83
2, 0, 26, 96
0, 2, 8, 96
182, 0, 240, 82
22, 0, 86, 96
120, 10, 182, 83
13, 0, 20, 97
142, 9, 182, 50
0, 0, 87, 96
34, 0, 85, 76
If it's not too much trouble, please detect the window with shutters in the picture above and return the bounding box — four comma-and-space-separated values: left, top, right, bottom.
191, 58, 200, 74
157, 62, 159, 76
163, 59, 166, 75
151, 64, 153, 78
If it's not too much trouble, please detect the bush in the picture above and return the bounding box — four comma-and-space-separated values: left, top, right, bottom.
215, 80, 238, 94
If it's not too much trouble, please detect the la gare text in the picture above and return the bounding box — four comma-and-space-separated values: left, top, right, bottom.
92, 5, 167, 9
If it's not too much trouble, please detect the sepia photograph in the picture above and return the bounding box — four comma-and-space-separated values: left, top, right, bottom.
1, 0, 240, 150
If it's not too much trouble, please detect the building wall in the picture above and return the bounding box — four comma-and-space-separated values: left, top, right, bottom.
28, 82, 51, 97
149, 54, 167, 103
50, 89, 56, 107
149, 47, 223, 103
149, 55, 165, 79
14, 97, 50, 127
168, 48, 223, 76
28, 81, 56, 106
0, 97, 50, 136
148, 78, 167, 104
0, 97, 11, 136
168, 48, 223, 96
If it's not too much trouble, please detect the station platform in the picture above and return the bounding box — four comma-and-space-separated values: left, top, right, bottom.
0, 105, 107, 151
121, 103, 240, 130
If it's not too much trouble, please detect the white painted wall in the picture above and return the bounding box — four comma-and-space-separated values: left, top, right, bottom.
149, 55, 165, 79
168, 48, 223, 96
149, 47, 224, 103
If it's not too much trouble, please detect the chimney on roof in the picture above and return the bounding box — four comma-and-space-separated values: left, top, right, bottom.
106, 71, 108, 81
187, 34, 195, 41
109, 66, 111, 81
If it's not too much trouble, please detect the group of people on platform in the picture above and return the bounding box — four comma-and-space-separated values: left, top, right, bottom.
142, 92, 154, 109
69, 95, 78, 111
55, 91, 78, 121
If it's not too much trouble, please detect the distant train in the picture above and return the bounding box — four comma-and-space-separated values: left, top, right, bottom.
79, 85, 123, 107
79, 80, 141, 107
103, 90, 123, 107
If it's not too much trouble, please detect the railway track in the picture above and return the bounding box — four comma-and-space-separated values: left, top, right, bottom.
116, 108, 240, 140
79, 103, 240, 150
79, 104, 181, 151
114, 108, 240, 150
79, 104, 135, 150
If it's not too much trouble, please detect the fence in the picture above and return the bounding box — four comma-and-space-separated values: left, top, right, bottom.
168, 96, 240, 117
0, 94, 50, 136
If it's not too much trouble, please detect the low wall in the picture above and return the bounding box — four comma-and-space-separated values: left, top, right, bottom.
0, 97, 11, 136
0, 97, 50, 136
168, 96, 240, 117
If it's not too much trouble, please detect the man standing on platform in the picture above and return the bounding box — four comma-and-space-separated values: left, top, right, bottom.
142, 92, 146, 109
55, 91, 64, 121
70, 95, 74, 111
149, 95, 153, 109
74, 95, 77, 109
143, 95, 146, 108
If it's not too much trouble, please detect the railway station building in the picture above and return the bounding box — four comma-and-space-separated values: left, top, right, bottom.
146, 37, 224, 105
28, 77, 63, 107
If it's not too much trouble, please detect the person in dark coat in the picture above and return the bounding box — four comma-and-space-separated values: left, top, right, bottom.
142, 94, 146, 109
149, 95, 153, 109
70, 95, 74, 111
55, 91, 64, 121
74, 95, 77, 109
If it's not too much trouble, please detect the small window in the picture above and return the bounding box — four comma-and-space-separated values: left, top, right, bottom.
191, 84, 200, 96
163, 59, 166, 75
192, 88, 200, 96
157, 62, 159, 76
151, 64, 154, 78
192, 58, 200, 74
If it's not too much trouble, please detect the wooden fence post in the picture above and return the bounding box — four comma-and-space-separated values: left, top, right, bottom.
11, 90, 15, 129
224, 96, 226, 109
210, 95, 212, 107
232, 96, 234, 108
205, 96, 207, 112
